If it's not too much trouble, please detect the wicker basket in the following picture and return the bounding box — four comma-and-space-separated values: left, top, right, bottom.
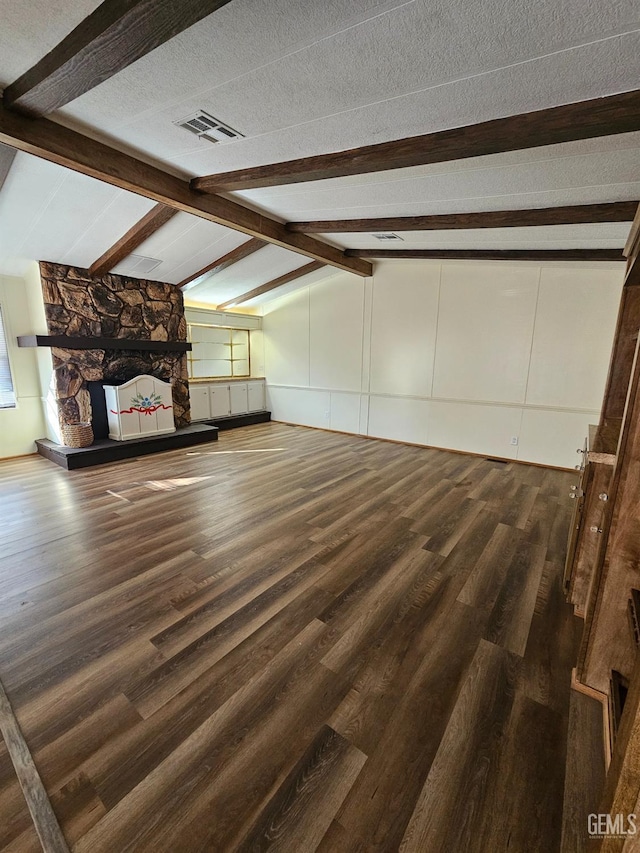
61, 422, 94, 448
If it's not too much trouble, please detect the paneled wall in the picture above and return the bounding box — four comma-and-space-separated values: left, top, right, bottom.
0, 271, 46, 457
262, 260, 624, 468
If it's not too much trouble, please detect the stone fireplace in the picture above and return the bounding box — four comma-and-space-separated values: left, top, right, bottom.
38, 262, 191, 436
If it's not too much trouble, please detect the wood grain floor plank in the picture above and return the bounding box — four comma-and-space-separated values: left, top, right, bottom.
522, 563, 583, 715
457, 522, 524, 609
483, 538, 547, 656
561, 690, 607, 853
469, 693, 568, 853
399, 639, 521, 852
233, 725, 367, 852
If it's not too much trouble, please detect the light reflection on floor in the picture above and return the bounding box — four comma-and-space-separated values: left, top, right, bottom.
185, 449, 285, 455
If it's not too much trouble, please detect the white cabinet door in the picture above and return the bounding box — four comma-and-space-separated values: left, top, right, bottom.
189, 386, 211, 421
210, 384, 231, 417
247, 380, 266, 412
230, 382, 248, 414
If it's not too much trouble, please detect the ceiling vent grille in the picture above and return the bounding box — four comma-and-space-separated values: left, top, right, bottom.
114, 254, 162, 276
174, 110, 244, 144
372, 233, 404, 241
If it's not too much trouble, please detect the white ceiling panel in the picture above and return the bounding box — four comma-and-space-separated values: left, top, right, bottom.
240, 265, 341, 308
0, 0, 103, 87
184, 244, 310, 305
117, 211, 244, 281
60, 194, 158, 269
327, 223, 630, 251
88, 31, 640, 178
59, 0, 408, 130
0, 152, 153, 276
44, 0, 638, 176
236, 144, 640, 221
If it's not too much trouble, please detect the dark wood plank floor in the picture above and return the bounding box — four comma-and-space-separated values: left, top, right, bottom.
0, 423, 589, 851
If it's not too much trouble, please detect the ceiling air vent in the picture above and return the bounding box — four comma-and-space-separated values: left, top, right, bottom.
174, 110, 244, 144
114, 254, 162, 276
372, 233, 404, 241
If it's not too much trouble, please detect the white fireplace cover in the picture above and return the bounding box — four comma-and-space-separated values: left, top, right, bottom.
104, 375, 175, 441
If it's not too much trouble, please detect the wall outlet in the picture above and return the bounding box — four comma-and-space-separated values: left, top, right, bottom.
510, 436, 519, 446
325, 410, 330, 419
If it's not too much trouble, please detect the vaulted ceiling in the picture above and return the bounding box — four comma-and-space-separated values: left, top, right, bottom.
0, 0, 638, 307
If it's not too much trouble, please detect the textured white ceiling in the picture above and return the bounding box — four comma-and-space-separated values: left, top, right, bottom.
236, 133, 640, 220
183, 243, 313, 305
0, 152, 154, 276
328, 223, 630, 251
0, 0, 637, 304
0, 0, 103, 86
52, 0, 640, 176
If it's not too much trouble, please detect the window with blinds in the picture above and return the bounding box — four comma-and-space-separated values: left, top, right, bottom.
0, 305, 16, 408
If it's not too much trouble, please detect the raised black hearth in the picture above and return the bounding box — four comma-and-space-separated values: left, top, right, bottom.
36, 423, 218, 470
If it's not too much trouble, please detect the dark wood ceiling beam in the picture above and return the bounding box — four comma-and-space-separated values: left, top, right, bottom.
217, 261, 325, 309
345, 249, 625, 262
89, 203, 177, 277
178, 237, 265, 288
0, 100, 371, 277
0, 143, 16, 193
287, 202, 640, 233
624, 204, 640, 286
3, 0, 233, 116
192, 90, 640, 192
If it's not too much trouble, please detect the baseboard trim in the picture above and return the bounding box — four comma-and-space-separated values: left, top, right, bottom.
269, 419, 574, 472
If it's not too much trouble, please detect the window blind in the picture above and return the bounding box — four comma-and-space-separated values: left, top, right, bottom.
0, 306, 16, 408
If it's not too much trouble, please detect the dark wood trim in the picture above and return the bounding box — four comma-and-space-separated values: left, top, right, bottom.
287, 202, 640, 233
0, 676, 70, 853
191, 90, 640, 192
17, 335, 192, 352
178, 237, 265, 288
2, 0, 233, 116
89, 203, 177, 277
344, 249, 625, 261
217, 261, 325, 309
0, 100, 371, 277
624, 203, 640, 286
0, 142, 16, 193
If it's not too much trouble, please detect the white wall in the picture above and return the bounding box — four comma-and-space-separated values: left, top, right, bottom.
262, 260, 624, 469
0, 268, 47, 457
